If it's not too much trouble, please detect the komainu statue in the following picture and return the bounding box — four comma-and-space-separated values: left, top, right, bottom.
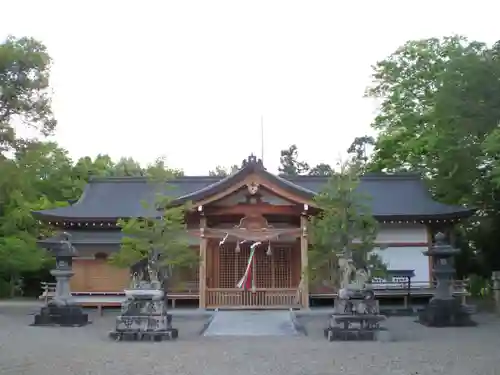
337, 251, 373, 300
110, 249, 177, 341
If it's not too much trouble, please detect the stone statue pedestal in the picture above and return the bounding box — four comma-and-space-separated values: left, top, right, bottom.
33, 269, 89, 327
325, 291, 389, 342
109, 287, 178, 341
333, 296, 379, 315
325, 314, 389, 341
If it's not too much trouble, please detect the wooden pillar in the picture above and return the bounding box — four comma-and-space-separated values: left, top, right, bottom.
199, 215, 208, 309
426, 224, 434, 288
491, 271, 500, 315
300, 214, 310, 308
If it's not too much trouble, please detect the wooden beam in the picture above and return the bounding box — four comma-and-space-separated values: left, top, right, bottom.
426, 224, 433, 287
300, 215, 310, 309
206, 203, 302, 216
199, 216, 208, 309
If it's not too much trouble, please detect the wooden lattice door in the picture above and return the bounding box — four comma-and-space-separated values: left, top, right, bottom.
218, 243, 292, 289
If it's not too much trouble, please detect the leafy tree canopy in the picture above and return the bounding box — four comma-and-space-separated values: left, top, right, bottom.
0, 36, 56, 155
208, 164, 239, 177
308, 163, 334, 176
278, 144, 310, 176
110, 173, 198, 280
347, 136, 375, 171
366, 35, 500, 273
308, 161, 383, 287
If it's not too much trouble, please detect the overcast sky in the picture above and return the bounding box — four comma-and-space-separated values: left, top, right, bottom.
1, 1, 498, 174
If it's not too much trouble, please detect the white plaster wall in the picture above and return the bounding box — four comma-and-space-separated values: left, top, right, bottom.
372, 246, 430, 283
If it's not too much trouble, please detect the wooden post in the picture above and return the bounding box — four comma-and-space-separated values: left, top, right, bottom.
300, 214, 309, 309
492, 271, 500, 315
199, 215, 208, 309
426, 225, 434, 287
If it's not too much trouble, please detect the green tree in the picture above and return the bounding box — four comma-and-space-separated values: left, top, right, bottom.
347, 135, 375, 170
15, 141, 77, 201
365, 35, 500, 273
208, 164, 239, 177
74, 154, 117, 178
278, 144, 309, 176
308, 163, 334, 176
110, 173, 198, 286
145, 157, 184, 179
308, 161, 381, 288
366, 36, 488, 180
0, 35, 60, 295
0, 142, 75, 296
0, 36, 56, 155
113, 157, 143, 177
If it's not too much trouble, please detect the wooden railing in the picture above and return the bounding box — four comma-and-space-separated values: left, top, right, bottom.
311, 279, 470, 297
206, 288, 300, 309
39, 282, 56, 303
372, 279, 469, 291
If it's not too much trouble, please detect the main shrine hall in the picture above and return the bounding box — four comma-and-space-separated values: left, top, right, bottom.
33, 155, 473, 309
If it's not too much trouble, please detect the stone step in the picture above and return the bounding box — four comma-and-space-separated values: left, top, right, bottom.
203, 310, 299, 337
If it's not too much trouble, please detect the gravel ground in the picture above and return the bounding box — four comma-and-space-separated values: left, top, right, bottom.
0, 306, 499, 375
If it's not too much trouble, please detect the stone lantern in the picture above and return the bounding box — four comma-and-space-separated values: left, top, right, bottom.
33, 233, 89, 327
418, 232, 475, 327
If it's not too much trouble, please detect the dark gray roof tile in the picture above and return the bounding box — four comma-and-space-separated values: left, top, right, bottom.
33, 173, 473, 221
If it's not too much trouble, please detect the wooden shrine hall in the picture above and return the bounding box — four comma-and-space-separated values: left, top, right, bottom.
34, 155, 474, 309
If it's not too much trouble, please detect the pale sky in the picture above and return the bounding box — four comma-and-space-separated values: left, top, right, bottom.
1, 1, 498, 174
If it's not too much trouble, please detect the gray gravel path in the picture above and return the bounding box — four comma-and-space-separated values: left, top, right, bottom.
1, 307, 499, 375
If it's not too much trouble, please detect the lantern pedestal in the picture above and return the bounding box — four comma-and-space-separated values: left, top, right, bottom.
418, 232, 476, 327
418, 297, 475, 327
32, 235, 89, 327
33, 269, 89, 327
33, 304, 89, 327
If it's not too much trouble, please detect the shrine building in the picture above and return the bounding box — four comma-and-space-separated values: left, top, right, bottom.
34, 155, 473, 309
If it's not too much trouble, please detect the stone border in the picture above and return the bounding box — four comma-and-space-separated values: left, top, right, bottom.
198, 309, 217, 336
289, 309, 308, 336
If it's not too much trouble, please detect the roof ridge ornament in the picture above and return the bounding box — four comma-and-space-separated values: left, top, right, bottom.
242, 154, 264, 170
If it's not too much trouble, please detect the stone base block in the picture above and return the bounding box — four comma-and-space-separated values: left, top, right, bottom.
334, 299, 380, 315
418, 298, 476, 327
324, 326, 389, 341
109, 328, 178, 341
110, 312, 178, 341
329, 313, 386, 331
32, 305, 89, 327
115, 313, 172, 332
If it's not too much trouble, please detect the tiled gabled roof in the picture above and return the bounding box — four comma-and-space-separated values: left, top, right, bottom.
32, 155, 474, 222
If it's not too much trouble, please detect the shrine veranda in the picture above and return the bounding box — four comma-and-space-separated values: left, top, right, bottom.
33, 156, 474, 309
